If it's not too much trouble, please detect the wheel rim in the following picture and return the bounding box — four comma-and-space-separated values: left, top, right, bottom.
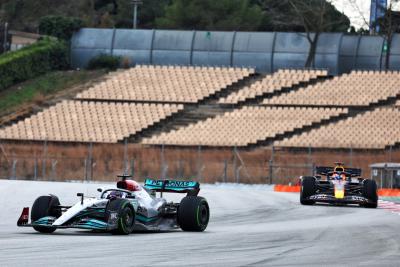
198, 204, 209, 226
124, 208, 134, 227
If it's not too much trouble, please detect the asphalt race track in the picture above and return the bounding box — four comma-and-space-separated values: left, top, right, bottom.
1, 180, 399, 267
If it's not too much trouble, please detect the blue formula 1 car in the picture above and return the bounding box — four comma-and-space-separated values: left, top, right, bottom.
300, 163, 378, 208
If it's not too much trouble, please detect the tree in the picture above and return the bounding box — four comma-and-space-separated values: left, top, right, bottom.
281, 0, 350, 67
39, 16, 83, 40
375, 1, 400, 70
343, 0, 400, 70
156, 0, 263, 31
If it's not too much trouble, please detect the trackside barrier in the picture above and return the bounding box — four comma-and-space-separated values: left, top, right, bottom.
274, 185, 300, 193
378, 189, 400, 197
273, 185, 400, 197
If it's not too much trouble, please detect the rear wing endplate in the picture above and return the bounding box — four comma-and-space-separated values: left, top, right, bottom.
144, 179, 200, 196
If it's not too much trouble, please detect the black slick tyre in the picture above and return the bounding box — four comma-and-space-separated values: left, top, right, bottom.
31, 195, 61, 233
300, 176, 316, 205
178, 196, 209, 232
362, 179, 378, 208
106, 199, 135, 235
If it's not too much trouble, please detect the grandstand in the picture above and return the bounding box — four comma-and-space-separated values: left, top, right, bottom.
0, 101, 183, 143
142, 106, 347, 147
263, 71, 400, 107
76, 65, 255, 103
1, 66, 399, 149
219, 69, 328, 105
275, 107, 400, 149
1, 65, 400, 182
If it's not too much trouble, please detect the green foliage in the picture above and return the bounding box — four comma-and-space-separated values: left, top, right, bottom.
156, 0, 263, 31
87, 54, 121, 70
253, 0, 350, 32
0, 38, 69, 92
0, 0, 350, 33
0, 70, 105, 115
39, 16, 83, 40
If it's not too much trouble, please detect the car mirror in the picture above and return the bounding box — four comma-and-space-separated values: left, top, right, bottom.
97, 188, 103, 192
77, 193, 84, 204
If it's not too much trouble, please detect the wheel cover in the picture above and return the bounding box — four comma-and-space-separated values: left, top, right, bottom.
123, 208, 134, 227
197, 204, 209, 226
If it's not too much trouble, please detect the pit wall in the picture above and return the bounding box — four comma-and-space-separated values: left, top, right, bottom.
0, 141, 398, 186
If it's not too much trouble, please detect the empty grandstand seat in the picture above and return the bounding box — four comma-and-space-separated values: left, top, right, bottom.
76, 65, 255, 104
141, 106, 348, 147
264, 71, 400, 107
219, 69, 327, 104
0, 101, 184, 143
274, 107, 400, 149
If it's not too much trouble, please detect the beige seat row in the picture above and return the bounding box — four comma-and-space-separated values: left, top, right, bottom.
219, 69, 328, 104
76, 65, 255, 103
264, 71, 400, 106
275, 107, 400, 149
142, 106, 347, 147
0, 101, 184, 143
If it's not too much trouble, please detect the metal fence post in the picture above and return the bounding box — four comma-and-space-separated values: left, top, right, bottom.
236, 165, 242, 184
269, 159, 273, 184
51, 160, 58, 181
84, 158, 88, 181
34, 156, 38, 180
88, 142, 93, 181
130, 159, 135, 177
269, 146, 275, 184
42, 140, 47, 180
233, 146, 237, 183
11, 159, 17, 180
123, 138, 128, 174
223, 159, 227, 183
349, 145, 353, 167
160, 143, 165, 178
197, 145, 202, 182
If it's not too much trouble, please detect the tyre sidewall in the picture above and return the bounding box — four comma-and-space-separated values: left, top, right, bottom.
106, 199, 135, 234
363, 179, 378, 208
31, 195, 60, 233
300, 177, 316, 205
178, 196, 210, 232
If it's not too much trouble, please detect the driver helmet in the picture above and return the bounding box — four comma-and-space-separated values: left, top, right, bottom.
333, 172, 342, 180
107, 190, 123, 199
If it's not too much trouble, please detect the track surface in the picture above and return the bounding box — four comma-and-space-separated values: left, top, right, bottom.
1, 180, 400, 267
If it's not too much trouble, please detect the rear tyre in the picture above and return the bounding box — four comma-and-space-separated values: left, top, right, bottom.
178, 196, 209, 232
31, 195, 61, 233
362, 179, 378, 208
300, 177, 316, 205
106, 199, 135, 235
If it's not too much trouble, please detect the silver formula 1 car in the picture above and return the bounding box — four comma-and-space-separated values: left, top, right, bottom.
300, 163, 378, 208
17, 175, 210, 234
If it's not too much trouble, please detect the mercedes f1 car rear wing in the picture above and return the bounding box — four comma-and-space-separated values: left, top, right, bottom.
144, 179, 200, 196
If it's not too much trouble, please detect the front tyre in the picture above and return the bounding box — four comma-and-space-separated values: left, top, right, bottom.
178, 196, 209, 232
106, 199, 135, 235
362, 179, 378, 208
300, 177, 316, 205
31, 195, 61, 233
